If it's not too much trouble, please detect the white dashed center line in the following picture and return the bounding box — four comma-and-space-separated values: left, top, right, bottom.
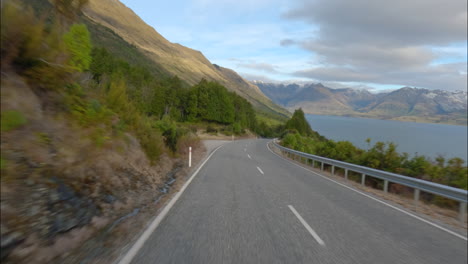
288, 205, 325, 246
256, 166, 264, 175
247, 154, 251, 159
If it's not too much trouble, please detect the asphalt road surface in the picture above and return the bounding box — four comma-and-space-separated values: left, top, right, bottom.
130, 139, 467, 264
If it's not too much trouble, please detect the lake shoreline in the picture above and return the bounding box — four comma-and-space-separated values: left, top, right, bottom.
306, 114, 468, 161
303, 113, 467, 127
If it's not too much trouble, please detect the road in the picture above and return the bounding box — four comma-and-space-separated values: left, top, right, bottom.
129, 139, 467, 264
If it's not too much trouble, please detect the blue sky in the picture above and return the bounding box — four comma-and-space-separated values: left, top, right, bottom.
120, 0, 467, 92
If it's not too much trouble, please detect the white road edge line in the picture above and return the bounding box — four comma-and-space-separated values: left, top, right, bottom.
247, 154, 252, 159
117, 144, 226, 264
257, 166, 264, 175
288, 205, 326, 246
267, 141, 468, 241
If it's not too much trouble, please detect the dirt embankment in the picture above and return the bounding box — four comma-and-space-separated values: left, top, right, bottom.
0, 73, 211, 263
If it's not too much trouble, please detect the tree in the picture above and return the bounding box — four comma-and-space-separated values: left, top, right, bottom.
285, 108, 313, 136
63, 24, 92, 72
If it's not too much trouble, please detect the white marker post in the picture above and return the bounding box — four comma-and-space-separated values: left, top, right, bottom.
189, 147, 192, 168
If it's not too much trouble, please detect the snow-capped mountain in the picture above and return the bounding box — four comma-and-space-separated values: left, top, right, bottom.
253, 81, 467, 125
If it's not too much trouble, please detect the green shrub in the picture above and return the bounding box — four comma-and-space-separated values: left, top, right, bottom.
232, 122, 242, 135
63, 23, 92, 72
155, 116, 189, 153
104, 79, 165, 162
90, 127, 110, 148
36, 132, 51, 145
280, 131, 468, 190
1, 110, 27, 131
1, 2, 70, 89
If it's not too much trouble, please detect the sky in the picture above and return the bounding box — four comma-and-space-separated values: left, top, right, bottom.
120, 0, 467, 92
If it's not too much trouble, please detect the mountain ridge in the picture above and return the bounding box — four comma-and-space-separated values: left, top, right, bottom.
83, 0, 290, 119
255, 81, 467, 125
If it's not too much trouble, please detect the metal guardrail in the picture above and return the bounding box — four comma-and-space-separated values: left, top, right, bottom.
271, 140, 468, 222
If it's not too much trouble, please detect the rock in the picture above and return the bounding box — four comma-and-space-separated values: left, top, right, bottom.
57, 183, 75, 201
28, 205, 40, 217
51, 213, 78, 234
25, 179, 35, 186
48, 191, 60, 204
76, 208, 88, 223
31, 192, 42, 199
67, 197, 81, 208
103, 194, 116, 204
1, 230, 25, 260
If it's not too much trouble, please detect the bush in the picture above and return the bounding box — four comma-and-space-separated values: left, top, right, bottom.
176, 133, 201, 155
280, 131, 468, 190
155, 116, 190, 153
1, 2, 70, 89
232, 122, 242, 135
63, 23, 92, 72
90, 127, 110, 148
1, 110, 27, 131
206, 125, 217, 134
36, 132, 52, 145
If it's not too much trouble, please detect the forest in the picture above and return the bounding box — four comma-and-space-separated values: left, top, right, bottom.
1, 0, 285, 165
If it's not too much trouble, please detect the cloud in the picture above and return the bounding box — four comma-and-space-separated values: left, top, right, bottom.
280, 39, 296, 46
240, 73, 277, 82
302, 42, 435, 70
293, 63, 467, 91
284, 0, 467, 46
282, 0, 467, 91
237, 62, 279, 73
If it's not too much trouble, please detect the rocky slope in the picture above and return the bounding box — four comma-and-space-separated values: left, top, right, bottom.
82, 0, 289, 119
0, 72, 202, 263
255, 81, 467, 125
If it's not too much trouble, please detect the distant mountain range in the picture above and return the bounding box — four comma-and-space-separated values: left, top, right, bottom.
254, 82, 467, 125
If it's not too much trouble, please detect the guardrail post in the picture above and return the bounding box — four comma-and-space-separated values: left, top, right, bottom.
459, 202, 466, 223
361, 174, 366, 185
331, 165, 335, 175
384, 180, 389, 193
344, 169, 348, 179
414, 189, 420, 207
312, 160, 315, 168
321, 162, 324, 171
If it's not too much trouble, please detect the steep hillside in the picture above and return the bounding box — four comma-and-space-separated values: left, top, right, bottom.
82, 0, 289, 119
256, 82, 467, 125
1, 2, 256, 262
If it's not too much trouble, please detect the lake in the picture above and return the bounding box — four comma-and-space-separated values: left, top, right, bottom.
305, 115, 468, 161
